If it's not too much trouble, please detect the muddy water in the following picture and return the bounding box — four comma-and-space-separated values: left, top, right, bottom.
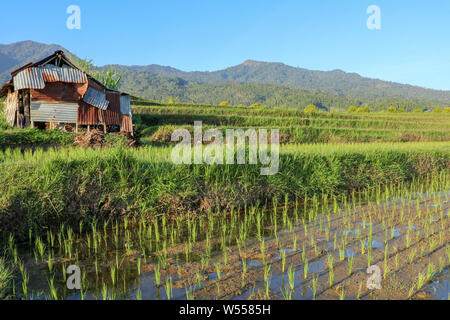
15, 191, 450, 300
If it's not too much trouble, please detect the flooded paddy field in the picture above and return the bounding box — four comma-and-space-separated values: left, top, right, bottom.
5, 174, 450, 300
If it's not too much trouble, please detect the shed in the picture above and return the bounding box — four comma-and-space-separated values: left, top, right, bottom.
0, 51, 133, 134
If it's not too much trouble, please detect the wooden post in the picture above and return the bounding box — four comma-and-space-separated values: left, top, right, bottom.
23, 90, 31, 127
88, 125, 90, 132
75, 123, 78, 133
103, 124, 107, 134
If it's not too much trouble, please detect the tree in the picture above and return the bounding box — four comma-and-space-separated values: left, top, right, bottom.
69, 54, 124, 90
95, 68, 124, 90
304, 104, 318, 113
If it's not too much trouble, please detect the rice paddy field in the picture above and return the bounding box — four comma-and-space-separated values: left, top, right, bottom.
0, 102, 449, 300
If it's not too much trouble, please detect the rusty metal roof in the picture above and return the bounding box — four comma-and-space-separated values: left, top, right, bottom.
13, 68, 45, 90
83, 87, 109, 110
40, 65, 87, 84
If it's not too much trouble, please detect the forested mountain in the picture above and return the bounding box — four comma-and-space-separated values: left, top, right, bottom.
108, 59, 450, 108
118, 72, 444, 111
1, 41, 449, 111
0, 41, 66, 83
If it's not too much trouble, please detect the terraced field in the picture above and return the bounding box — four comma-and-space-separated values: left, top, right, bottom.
0, 101, 449, 300
132, 104, 450, 144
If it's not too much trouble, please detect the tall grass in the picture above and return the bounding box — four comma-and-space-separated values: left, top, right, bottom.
0, 142, 448, 241
0, 256, 13, 299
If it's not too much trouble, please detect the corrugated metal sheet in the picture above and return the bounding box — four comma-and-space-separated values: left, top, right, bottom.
31, 102, 78, 123
120, 94, 131, 115
77, 101, 99, 125
83, 87, 109, 110
103, 91, 121, 125
40, 65, 87, 83
30, 82, 88, 103
121, 115, 133, 133
78, 91, 122, 127
13, 68, 45, 90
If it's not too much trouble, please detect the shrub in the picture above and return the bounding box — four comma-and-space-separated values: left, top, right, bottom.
413, 109, 424, 113
432, 107, 442, 113
219, 101, 230, 106
347, 106, 357, 113
398, 107, 406, 113
250, 103, 262, 108
357, 106, 371, 113
444, 107, 450, 113
304, 104, 318, 113
387, 106, 397, 113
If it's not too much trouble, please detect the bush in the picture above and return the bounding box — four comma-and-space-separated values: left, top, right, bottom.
250, 103, 262, 108
387, 106, 397, 113
304, 104, 318, 113
413, 108, 424, 113
444, 107, 450, 113
347, 106, 357, 113
356, 106, 370, 113
219, 101, 230, 106
398, 107, 406, 113
432, 107, 442, 113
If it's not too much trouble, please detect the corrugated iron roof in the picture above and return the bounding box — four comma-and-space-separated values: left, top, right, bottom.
83, 87, 109, 110
13, 68, 45, 90
40, 65, 87, 84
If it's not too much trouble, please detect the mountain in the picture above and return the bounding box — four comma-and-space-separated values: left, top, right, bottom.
106, 59, 450, 106
0, 41, 67, 83
1, 41, 449, 111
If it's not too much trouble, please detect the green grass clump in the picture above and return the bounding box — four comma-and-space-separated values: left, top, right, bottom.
0, 257, 13, 299
0, 129, 75, 148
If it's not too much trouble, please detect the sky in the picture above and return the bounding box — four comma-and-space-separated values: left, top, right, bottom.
1, 0, 450, 90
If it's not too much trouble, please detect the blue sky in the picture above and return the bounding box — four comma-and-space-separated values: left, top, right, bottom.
1, 0, 450, 90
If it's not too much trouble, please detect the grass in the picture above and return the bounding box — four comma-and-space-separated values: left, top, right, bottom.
1, 142, 448, 241
0, 128, 76, 148
0, 256, 13, 299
